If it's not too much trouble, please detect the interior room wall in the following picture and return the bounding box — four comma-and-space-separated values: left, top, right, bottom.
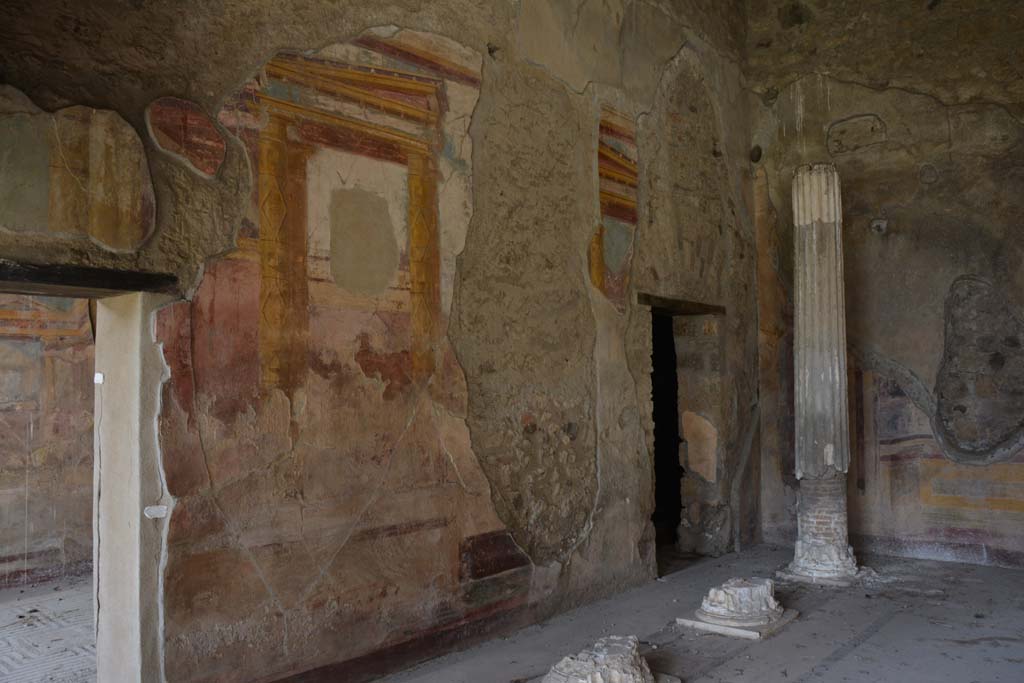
0, 295, 93, 587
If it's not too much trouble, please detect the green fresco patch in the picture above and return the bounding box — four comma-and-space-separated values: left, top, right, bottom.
0, 114, 50, 233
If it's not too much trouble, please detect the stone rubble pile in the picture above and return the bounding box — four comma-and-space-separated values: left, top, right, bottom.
542, 635, 656, 683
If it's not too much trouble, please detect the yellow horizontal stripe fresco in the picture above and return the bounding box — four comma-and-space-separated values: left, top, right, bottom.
267, 61, 438, 124
254, 94, 431, 154
920, 459, 1024, 513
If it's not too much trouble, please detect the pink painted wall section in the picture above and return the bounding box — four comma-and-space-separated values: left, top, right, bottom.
155, 31, 530, 683
848, 370, 1024, 566
0, 295, 93, 586
148, 96, 227, 177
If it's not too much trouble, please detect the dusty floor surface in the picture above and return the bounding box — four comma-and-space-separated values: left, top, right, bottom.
1, 548, 1022, 683
381, 546, 1024, 683
0, 575, 94, 682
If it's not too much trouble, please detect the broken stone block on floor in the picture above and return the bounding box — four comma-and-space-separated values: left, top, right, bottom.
542, 635, 656, 683
696, 577, 783, 627
676, 577, 798, 639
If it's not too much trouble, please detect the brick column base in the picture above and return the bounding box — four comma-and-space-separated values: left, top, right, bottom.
789, 475, 858, 579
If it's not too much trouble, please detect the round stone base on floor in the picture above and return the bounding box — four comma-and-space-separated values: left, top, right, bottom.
787, 539, 858, 580
695, 577, 784, 628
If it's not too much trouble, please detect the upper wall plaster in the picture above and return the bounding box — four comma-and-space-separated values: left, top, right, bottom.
0, 0, 745, 293
0, 89, 155, 252
746, 0, 1024, 114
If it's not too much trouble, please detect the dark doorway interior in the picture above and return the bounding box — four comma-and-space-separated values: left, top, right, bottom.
650, 311, 683, 550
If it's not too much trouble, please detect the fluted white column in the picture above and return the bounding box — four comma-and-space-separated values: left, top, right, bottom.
788, 163, 857, 580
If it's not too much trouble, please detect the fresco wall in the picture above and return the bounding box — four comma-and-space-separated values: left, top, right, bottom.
0, 93, 155, 252
153, 31, 539, 682
0, 2, 757, 680
847, 365, 1024, 565
0, 295, 93, 586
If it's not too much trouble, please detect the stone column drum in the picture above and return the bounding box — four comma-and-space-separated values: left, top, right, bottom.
788, 163, 858, 580
696, 578, 784, 627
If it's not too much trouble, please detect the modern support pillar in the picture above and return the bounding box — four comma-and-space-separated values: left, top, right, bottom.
787, 163, 858, 581
95, 293, 172, 682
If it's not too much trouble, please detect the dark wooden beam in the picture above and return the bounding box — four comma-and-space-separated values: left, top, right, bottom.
0, 259, 178, 298
637, 292, 726, 316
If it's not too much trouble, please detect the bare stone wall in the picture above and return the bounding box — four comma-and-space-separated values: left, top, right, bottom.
453, 56, 598, 566
749, 0, 1024, 564
675, 314, 729, 554
630, 46, 760, 558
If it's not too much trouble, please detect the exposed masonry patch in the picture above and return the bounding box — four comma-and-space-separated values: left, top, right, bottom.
826, 114, 886, 156
855, 276, 1024, 466
934, 276, 1024, 464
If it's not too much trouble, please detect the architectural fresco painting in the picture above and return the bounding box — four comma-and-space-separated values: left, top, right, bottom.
848, 371, 1024, 564
0, 295, 93, 586
0, 94, 154, 251
153, 30, 531, 682
589, 107, 638, 311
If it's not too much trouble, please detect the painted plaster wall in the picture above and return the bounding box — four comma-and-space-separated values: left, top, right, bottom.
0, 88, 155, 253
749, 1, 1024, 564
0, 295, 93, 586
149, 29, 755, 682
0, 2, 757, 680
151, 34, 536, 683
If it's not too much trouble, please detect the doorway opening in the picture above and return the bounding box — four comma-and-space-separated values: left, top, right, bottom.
0, 261, 175, 682
641, 293, 726, 576
650, 311, 682, 550
0, 293, 95, 682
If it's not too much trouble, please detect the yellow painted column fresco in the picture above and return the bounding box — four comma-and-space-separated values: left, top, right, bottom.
258, 113, 310, 394
407, 151, 440, 382
47, 108, 153, 250
48, 109, 90, 237
588, 225, 606, 293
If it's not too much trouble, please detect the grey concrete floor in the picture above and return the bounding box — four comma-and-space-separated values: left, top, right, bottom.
380, 546, 1024, 683
1, 549, 1022, 682
0, 575, 95, 683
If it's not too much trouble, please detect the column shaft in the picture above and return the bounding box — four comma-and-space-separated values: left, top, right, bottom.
789, 163, 857, 579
